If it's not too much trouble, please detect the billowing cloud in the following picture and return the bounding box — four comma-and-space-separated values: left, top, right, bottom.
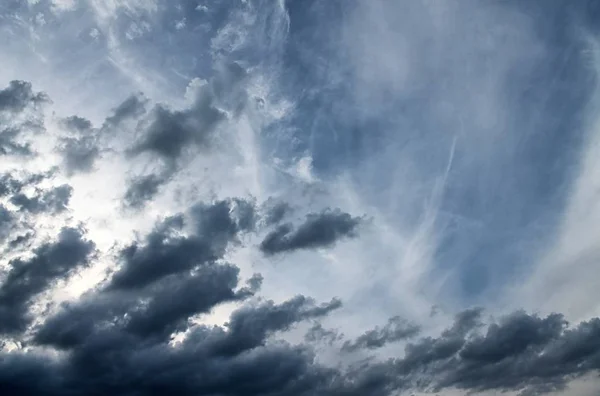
0, 227, 95, 335
109, 199, 252, 290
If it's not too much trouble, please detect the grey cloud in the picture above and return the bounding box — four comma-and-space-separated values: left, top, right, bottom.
128, 62, 248, 165
8, 232, 34, 249
57, 136, 101, 175
102, 93, 148, 129
122, 172, 169, 208
342, 316, 421, 353
231, 197, 258, 232
0, 227, 95, 334
377, 308, 600, 396
10, 184, 73, 215
0, 81, 49, 158
203, 295, 342, 358
38, 263, 248, 345
0, 80, 49, 114
56, 115, 102, 175
305, 322, 343, 345
130, 100, 224, 162
121, 264, 249, 339
1, 204, 600, 395
62, 115, 92, 133
0, 169, 57, 198
0, 173, 23, 197
0, 204, 14, 241
0, 127, 34, 157
262, 199, 293, 226
110, 199, 252, 291
260, 209, 363, 255
29, 293, 344, 396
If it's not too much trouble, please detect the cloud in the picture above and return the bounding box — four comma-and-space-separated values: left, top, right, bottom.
342, 316, 421, 353
0, 2, 598, 395
0, 227, 95, 335
0, 80, 49, 114
57, 136, 101, 175
304, 322, 343, 345
129, 79, 227, 165
102, 93, 148, 129
259, 209, 363, 255
10, 184, 73, 215
54, 115, 102, 175
0, 205, 14, 242
109, 199, 254, 291
0, 173, 24, 197
122, 172, 169, 208
61, 115, 93, 133
26, 294, 344, 396
0, 81, 49, 158
261, 199, 293, 226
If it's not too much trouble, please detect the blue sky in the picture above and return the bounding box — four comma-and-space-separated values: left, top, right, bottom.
1, 1, 600, 395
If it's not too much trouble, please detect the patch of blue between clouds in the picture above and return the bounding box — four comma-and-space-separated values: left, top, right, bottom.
265, 0, 600, 304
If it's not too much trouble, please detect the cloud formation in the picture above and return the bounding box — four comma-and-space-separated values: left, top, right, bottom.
0, 80, 48, 114
260, 209, 363, 255
0, 1, 599, 395
10, 184, 73, 215
342, 316, 421, 353
0, 227, 95, 335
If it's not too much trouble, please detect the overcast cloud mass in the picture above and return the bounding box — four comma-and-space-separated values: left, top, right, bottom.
1, 1, 600, 395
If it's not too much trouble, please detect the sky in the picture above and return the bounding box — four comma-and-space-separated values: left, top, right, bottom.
1, 0, 600, 395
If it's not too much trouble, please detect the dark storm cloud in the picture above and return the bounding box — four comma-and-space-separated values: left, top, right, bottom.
0, 227, 95, 334
109, 199, 253, 291
206, 295, 342, 357
342, 316, 421, 353
0, 80, 48, 114
10, 184, 73, 214
29, 292, 344, 396
23, 201, 347, 395
375, 308, 600, 396
38, 263, 249, 345
260, 209, 363, 255
0, 204, 599, 395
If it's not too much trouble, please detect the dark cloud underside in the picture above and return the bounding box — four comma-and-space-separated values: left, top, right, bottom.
260, 209, 363, 255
